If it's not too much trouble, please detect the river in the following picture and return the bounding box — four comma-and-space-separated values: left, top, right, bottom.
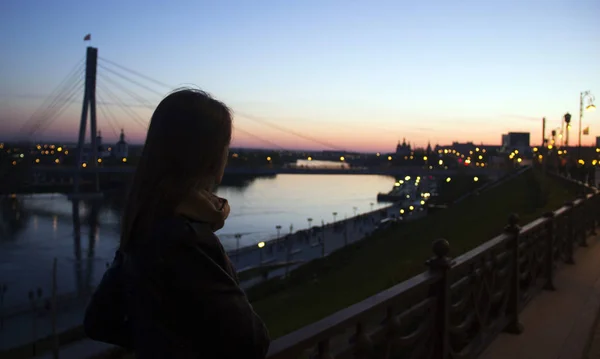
0, 173, 395, 310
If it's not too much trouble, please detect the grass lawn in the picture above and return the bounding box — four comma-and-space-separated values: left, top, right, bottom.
250, 169, 583, 339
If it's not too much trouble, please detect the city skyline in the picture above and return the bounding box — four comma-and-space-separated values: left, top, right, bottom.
1, 0, 599, 152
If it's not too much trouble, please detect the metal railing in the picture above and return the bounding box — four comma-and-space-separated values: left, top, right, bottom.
266, 177, 599, 358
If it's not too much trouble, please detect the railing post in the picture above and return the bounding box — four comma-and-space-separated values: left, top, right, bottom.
578, 196, 588, 247
588, 194, 597, 236
504, 213, 524, 334
565, 202, 575, 264
543, 211, 556, 291
426, 238, 452, 359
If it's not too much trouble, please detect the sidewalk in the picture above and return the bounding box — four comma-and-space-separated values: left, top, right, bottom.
480, 233, 600, 359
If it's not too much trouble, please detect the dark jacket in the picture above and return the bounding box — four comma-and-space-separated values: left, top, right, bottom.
84, 215, 270, 358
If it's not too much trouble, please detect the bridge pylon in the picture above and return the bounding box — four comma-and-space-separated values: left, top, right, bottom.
74, 47, 99, 195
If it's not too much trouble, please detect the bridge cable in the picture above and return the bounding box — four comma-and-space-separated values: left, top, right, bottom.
97, 71, 156, 109
235, 112, 345, 151
27, 76, 84, 137
29, 79, 85, 138
97, 84, 148, 132
97, 63, 166, 98
18, 60, 85, 140
23, 70, 84, 138
97, 83, 149, 131
97, 92, 125, 137
98, 57, 342, 151
234, 126, 286, 150
18, 59, 84, 133
27, 76, 85, 138
96, 93, 120, 138
98, 57, 173, 90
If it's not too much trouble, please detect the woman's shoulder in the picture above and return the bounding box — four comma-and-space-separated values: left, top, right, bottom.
148, 215, 225, 260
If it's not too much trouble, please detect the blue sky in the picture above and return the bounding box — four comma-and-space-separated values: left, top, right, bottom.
1, 0, 599, 151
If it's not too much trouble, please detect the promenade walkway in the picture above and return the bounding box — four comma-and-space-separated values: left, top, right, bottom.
480, 232, 600, 359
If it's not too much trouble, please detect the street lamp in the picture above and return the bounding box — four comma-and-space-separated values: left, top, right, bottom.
257, 241, 265, 268
275, 225, 281, 244
332, 212, 338, 223
307, 218, 313, 230
370, 202, 374, 212
564, 113, 572, 147
579, 91, 596, 159
353, 207, 357, 217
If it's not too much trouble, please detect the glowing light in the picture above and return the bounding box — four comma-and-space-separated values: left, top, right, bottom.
82, 162, 87, 168
122, 157, 127, 163
409, 205, 414, 211
340, 156, 345, 161
405, 176, 410, 181
308, 156, 312, 161
400, 209, 405, 214
423, 156, 428, 161
420, 200, 425, 205
258, 241, 265, 248
267, 156, 272, 161
54, 159, 60, 164
474, 176, 479, 182
57, 147, 63, 152
97, 158, 102, 163
388, 156, 392, 161
533, 147, 538, 152
446, 177, 451, 182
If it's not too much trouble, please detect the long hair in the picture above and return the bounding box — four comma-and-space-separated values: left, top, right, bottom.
120, 88, 232, 251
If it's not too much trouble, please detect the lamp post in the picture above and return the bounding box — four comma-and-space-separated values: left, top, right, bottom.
275, 225, 281, 244
332, 212, 337, 223
353, 207, 358, 217
578, 91, 596, 161
234, 233, 242, 263
321, 219, 326, 257
257, 241, 265, 268
564, 113, 572, 148
307, 218, 312, 230
285, 224, 294, 278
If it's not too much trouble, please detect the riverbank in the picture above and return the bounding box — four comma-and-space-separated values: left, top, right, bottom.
249, 168, 583, 338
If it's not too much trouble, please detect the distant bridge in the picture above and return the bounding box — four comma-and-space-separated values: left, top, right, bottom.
32, 165, 505, 177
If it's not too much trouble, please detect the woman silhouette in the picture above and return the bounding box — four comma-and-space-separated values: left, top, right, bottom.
84, 88, 270, 358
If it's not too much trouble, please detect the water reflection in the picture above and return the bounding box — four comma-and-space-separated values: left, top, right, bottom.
0, 196, 29, 241
71, 199, 102, 296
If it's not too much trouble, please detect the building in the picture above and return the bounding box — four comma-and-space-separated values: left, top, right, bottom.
81, 131, 111, 162
502, 132, 530, 153
395, 138, 411, 156
596, 136, 600, 148
114, 129, 129, 159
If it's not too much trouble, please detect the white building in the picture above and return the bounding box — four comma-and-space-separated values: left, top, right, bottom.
114, 129, 129, 159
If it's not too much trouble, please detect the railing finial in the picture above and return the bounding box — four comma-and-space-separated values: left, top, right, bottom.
427, 238, 451, 270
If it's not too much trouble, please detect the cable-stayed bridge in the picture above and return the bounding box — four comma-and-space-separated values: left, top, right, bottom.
6, 46, 501, 196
